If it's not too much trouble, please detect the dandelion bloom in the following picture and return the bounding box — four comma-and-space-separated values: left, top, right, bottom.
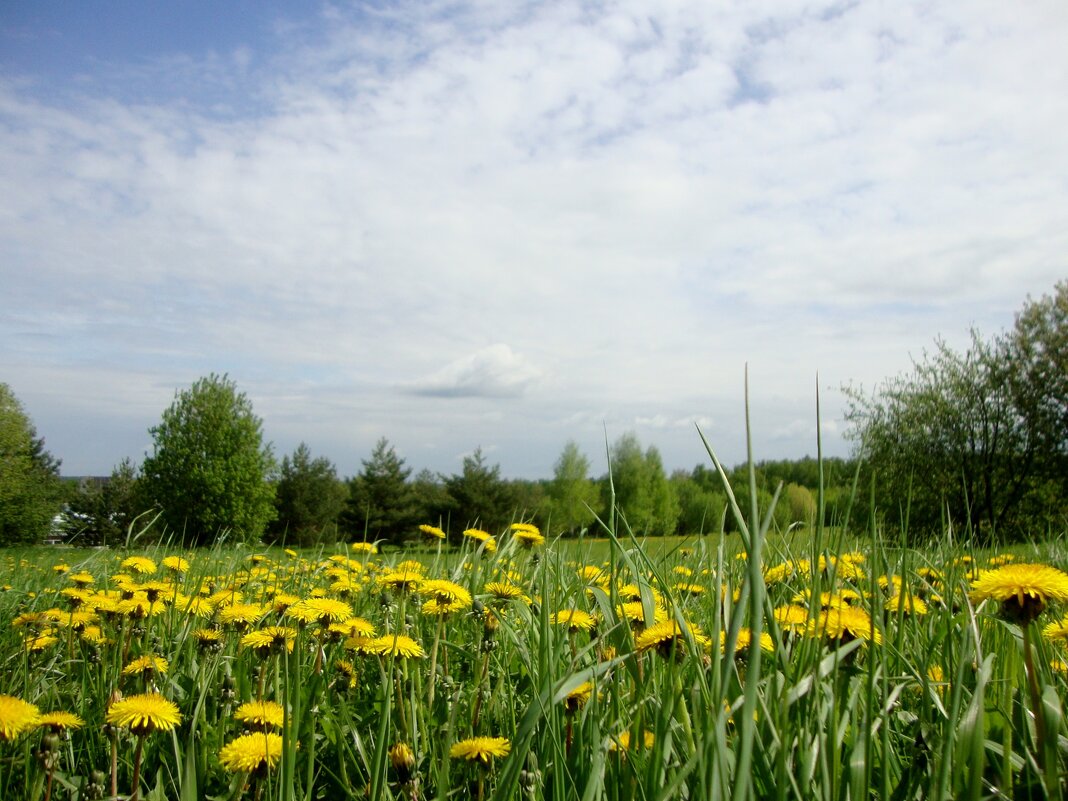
449, 736, 511, 764
773, 605, 810, 631
389, 742, 417, 782
0, 695, 40, 740
121, 557, 157, 576
287, 598, 353, 626
419, 524, 446, 541
106, 693, 181, 735
69, 571, 96, 586
241, 627, 297, 655
969, 563, 1068, 624
1042, 614, 1068, 643
721, 628, 775, 655
122, 655, 169, 677
419, 579, 473, 615
37, 711, 84, 731
484, 581, 528, 605
610, 730, 655, 752
366, 634, 426, 659
234, 700, 285, 730
377, 570, 424, 594
510, 523, 545, 547
218, 732, 284, 773
563, 682, 593, 714
350, 542, 378, 554
807, 607, 882, 645
463, 529, 497, 552
162, 556, 190, 574
550, 609, 596, 633
635, 620, 711, 657
218, 603, 266, 628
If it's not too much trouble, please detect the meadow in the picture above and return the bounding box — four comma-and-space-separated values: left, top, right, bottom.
2, 499, 1068, 801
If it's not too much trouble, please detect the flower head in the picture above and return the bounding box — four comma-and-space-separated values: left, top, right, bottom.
287, 598, 353, 627
234, 700, 285, 730
366, 634, 426, 659
121, 557, 157, 576
635, 619, 710, 658
449, 736, 511, 764
550, 609, 596, 633
463, 528, 497, 552
419, 524, 446, 541
218, 732, 284, 773
389, 742, 417, 782
970, 563, 1068, 624
122, 655, 169, 678
0, 695, 40, 740
106, 693, 181, 735
37, 711, 84, 732
510, 523, 545, 548
807, 607, 882, 645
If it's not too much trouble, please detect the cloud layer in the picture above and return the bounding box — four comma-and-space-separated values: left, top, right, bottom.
2, 0, 1066, 478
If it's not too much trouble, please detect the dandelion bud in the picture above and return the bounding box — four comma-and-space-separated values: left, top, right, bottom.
389, 742, 416, 784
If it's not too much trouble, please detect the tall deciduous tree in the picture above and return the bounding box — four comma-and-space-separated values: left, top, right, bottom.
272, 443, 347, 546
548, 440, 598, 536
141, 374, 276, 546
607, 432, 679, 536
0, 383, 63, 545
343, 438, 418, 546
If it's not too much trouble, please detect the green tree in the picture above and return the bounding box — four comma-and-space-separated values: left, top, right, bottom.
548, 441, 599, 536
342, 438, 419, 546
0, 383, 63, 545
606, 432, 679, 536
844, 288, 1067, 541
62, 458, 144, 546
141, 374, 277, 546
443, 447, 514, 537
271, 443, 347, 546
670, 469, 726, 535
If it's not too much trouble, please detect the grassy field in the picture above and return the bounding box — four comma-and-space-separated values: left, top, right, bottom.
1, 510, 1068, 801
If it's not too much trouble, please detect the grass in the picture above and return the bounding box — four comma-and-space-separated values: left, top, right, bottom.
1, 474, 1068, 799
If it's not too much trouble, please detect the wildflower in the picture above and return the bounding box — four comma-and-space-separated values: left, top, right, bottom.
122, 655, 169, 678
774, 605, 811, 631
106, 693, 181, 735
969, 563, 1068, 624
563, 682, 593, 714
721, 628, 775, 655
234, 700, 285, 731
610, 730, 655, 752
121, 557, 157, 576
366, 634, 426, 659
885, 593, 928, 616
350, 542, 378, 554
616, 601, 667, 628
672, 582, 706, 597
194, 628, 224, 651
287, 597, 353, 627
37, 711, 84, 732
510, 523, 545, 547
162, 556, 190, 574
377, 570, 423, 594
484, 581, 528, 605
807, 607, 882, 644
1042, 614, 1068, 643
389, 742, 417, 783
419, 524, 446, 541
419, 579, 473, 615
0, 695, 40, 740
24, 633, 59, 653
635, 620, 711, 657
218, 732, 284, 773
463, 529, 497, 552
218, 603, 266, 628
69, 571, 96, 586
449, 736, 511, 763
241, 627, 296, 656
549, 609, 596, 633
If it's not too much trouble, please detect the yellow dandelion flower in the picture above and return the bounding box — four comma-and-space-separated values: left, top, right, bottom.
635, 620, 711, 657
389, 742, 417, 782
549, 609, 596, 633
510, 523, 545, 547
774, 604, 811, 631
463, 529, 497, 552
377, 570, 423, 594
122, 655, 169, 677
0, 695, 40, 740
106, 693, 181, 735
350, 542, 378, 554
807, 607, 882, 644
234, 700, 285, 730
37, 711, 84, 731
24, 633, 59, 653
1042, 614, 1068, 643
218, 602, 266, 628
969, 563, 1068, 624
721, 628, 775, 655
240, 627, 297, 655
449, 736, 511, 763
162, 556, 190, 574
121, 557, 157, 576
484, 581, 529, 604
419, 524, 447, 540
419, 579, 473, 615
563, 681, 593, 714
366, 634, 426, 659
218, 732, 284, 772
610, 730, 656, 752
287, 597, 352, 626
69, 571, 96, 586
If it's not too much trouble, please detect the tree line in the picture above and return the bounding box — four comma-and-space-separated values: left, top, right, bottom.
1, 281, 1064, 547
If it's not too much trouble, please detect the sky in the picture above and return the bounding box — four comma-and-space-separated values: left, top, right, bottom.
2, 1, 1067, 481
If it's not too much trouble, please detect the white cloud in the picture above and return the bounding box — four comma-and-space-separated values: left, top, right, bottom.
1, 0, 1066, 476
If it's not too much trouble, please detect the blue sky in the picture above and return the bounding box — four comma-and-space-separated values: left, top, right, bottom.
2, 1, 1067, 480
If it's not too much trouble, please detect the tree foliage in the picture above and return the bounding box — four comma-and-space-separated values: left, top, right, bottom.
442, 447, 515, 537
548, 441, 598, 536
62, 458, 144, 546
0, 383, 63, 545
342, 438, 419, 546
606, 432, 679, 536
271, 443, 347, 546
141, 374, 277, 546
844, 283, 1068, 541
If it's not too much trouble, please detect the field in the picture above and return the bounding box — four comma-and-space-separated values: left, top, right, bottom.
2, 513, 1068, 801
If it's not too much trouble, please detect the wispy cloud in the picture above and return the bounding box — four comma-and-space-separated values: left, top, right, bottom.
1, 0, 1066, 476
